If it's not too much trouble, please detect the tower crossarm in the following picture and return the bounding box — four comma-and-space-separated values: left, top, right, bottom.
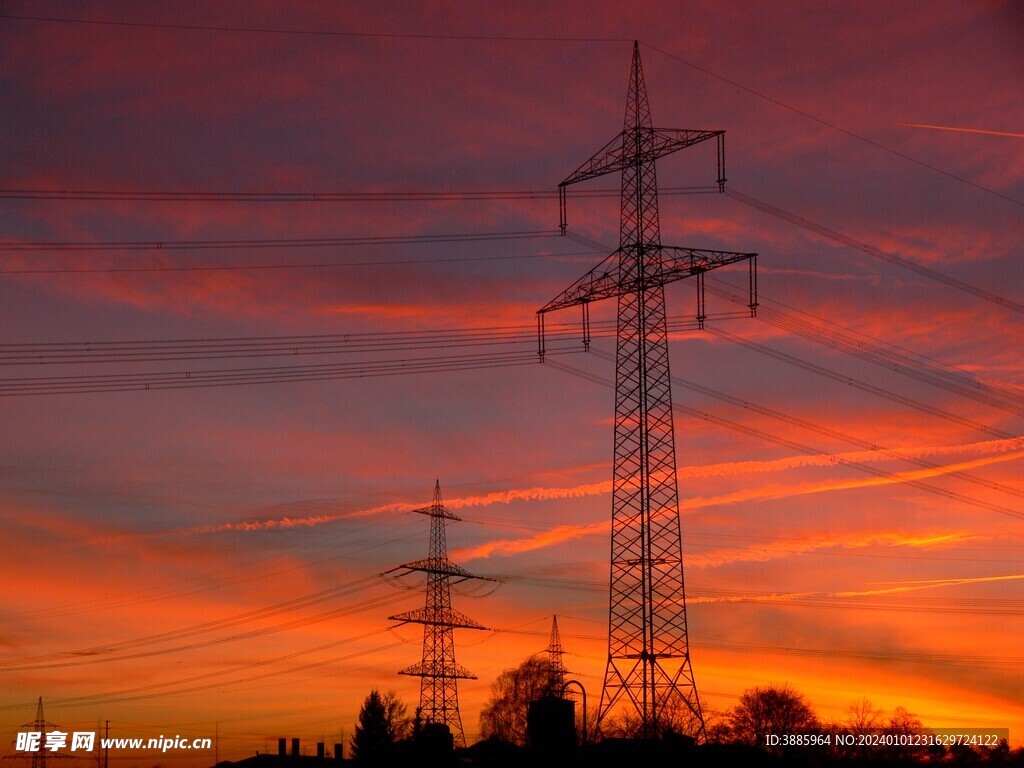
561, 129, 722, 187
388, 606, 487, 631
659, 246, 756, 281
385, 557, 493, 581
537, 249, 622, 314
538, 246, 756, 315
398, 661, 477, 680
411, 503, 461, 521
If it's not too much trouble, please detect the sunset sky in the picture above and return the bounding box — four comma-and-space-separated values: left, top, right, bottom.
2, 1, 1023, 762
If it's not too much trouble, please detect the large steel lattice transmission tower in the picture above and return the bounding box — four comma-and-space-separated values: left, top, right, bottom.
387, 481, 488, 748
537, 41, 758, 738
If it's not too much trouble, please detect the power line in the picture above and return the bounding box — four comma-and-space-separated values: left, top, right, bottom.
4, 15, 1016, 213
0, 314, 733, 366
19, 640, 408, 711
655, 363, 1024, 503
43, 629, 396, 709
725, 188, 1024, 314
0, 13, 628, 43
588, 342, 1024, 508
702, 326, 1018, 441
643, 44, 1024, 210
0, 589, 410, 672
493, 575, 1024, 615
0, 229, 558, 252
0, 347, 589, 396
708, 278, 1024, 414
0, 575, 385, 668
0, 185, 716, 203
545, 358, 1024, 522
0, 514, 424, 623
7, 592, 1018, 713
491, 627, 1024, 670
0, 250, 599, 276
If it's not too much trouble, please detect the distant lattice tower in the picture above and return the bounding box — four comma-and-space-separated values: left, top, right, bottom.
387, 481, 488, 748
546, 615, 568, 693
10, 698, 64, 768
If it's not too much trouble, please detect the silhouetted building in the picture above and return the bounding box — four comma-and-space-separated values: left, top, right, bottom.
216, 736, 342, 768
526, 696, 576, 755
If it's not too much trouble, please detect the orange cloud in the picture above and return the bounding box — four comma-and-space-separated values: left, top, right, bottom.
688, 530, 978, 569
193, 439, 1024, 536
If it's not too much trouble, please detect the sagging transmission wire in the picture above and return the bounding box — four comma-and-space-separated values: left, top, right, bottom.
543, 356, 1024, 522
724, 188, 1024, 314
584, 341, 1024, 502
0, 185, 718, 203
707, 278, 1024, 417
0, 514, 424, 623
0, 579, 407, 671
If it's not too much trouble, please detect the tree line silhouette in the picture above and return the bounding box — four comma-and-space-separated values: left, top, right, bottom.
344, 655, 1021, 766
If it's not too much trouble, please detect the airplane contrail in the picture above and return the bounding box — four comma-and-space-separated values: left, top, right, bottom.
895, 122, 1024, 138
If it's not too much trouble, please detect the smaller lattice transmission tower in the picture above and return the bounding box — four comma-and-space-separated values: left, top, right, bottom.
387, 481, 489, 748
545, 615, 569, 693
3, 698, 68, 768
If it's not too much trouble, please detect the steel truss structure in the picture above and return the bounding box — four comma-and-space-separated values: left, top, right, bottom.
538, 41, 757, 739
388, 481, 488, 747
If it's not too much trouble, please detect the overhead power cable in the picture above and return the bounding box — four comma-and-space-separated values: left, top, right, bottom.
0, 574, 384, 667
0, 314, 746, 396
496, 626, 1024, 669
493, 575, 1024, 616
7, 590, 1018, 712
545, 358, 1024, 522
659, 364, 1024, 503
0, 516, 423, 623
22, 640, 408, 711
643, 44, 1024, 210
41, 629, 395, 708
0, 313, 735, 366
2, 16, 1014, 209
588, 343, 1024, 503
0, 346, 590, 396
725, 188, 1024, 314
0, 589, 410, 672
0, 229, 557, 252
0, 13, 628, 43
702, 326, 1018, 441
0, 249, 604, 276
708, 278, 1024, 414
0, 185, 716, 203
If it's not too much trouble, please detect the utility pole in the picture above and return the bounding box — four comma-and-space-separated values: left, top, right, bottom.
538, 41, 757, 740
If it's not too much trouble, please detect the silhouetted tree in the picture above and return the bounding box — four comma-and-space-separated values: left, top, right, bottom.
881, 705, 929, 762
478, 656, 559, 745
351, 689, 410, 765
725, 684, 819, 750
846, 697, 884, 737
884, 705, 926, 737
